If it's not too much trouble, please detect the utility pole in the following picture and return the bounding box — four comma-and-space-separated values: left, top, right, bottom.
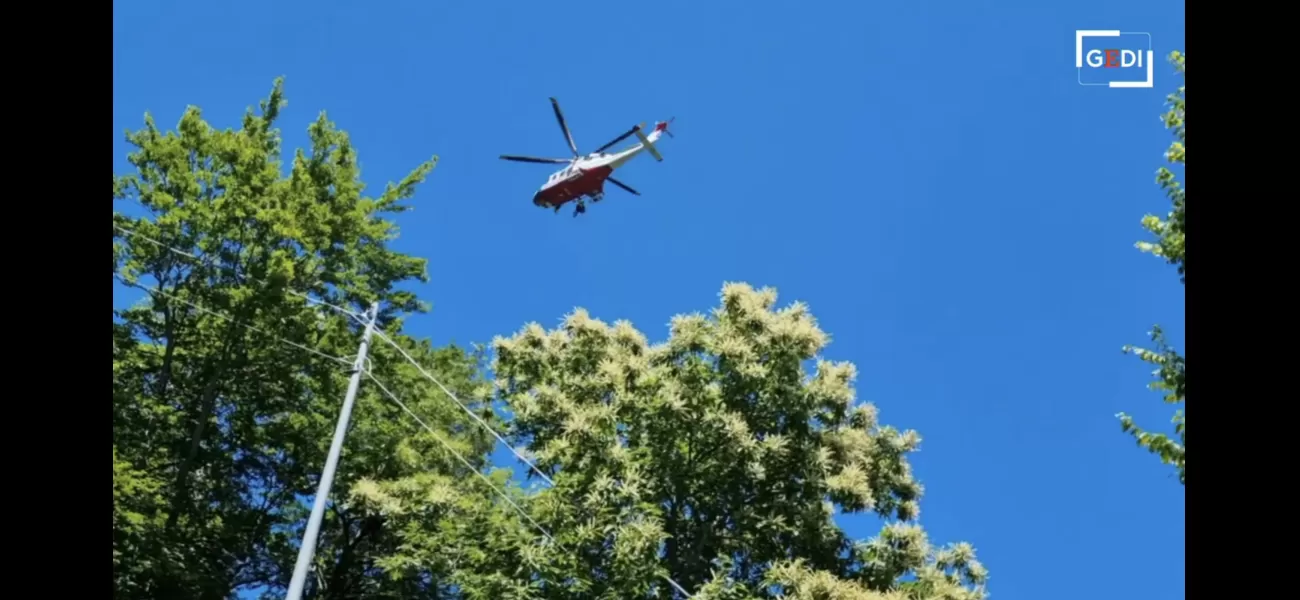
285, 301, 380, 600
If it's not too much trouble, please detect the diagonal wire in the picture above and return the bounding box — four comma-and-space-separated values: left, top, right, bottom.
362, 371, 554, 570
116, 219, 694, 596
115, 273, 354, 369
368, 328, 555, 487
113, 223, 364, 321
365, 369, 693, 597
365, 329, 694, 598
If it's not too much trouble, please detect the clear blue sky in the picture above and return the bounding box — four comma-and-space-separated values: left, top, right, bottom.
113, 1, 1185, 598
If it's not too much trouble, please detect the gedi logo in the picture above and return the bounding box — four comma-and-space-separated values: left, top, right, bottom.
1075, 30, 1153, 88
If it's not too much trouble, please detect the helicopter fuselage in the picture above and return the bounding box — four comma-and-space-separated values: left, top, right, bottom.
532, 161, 613, 209
532, 125, 667, 209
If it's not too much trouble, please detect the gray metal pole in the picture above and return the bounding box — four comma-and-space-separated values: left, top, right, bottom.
285, 302, 380, 600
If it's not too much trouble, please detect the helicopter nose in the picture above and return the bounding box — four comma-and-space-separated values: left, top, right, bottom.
532, 192, 544, 206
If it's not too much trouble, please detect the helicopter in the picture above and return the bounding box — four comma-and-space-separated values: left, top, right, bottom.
500, 97, 673, 217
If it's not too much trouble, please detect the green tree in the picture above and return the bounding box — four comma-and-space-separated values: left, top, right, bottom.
112, 79, 499, 599
1117, 51, 1186, 484
361, 283, 988, 599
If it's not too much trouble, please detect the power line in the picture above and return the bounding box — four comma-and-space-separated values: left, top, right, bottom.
115, 219, 695, 597
369, 329, 555, 487
113, 223, 364, 321
364, 367, 692, 598
115, 273, 354, 369
362, 370, 557, 547
365, 329, 694, 599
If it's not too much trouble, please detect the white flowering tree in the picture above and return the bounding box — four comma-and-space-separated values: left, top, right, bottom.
359, 282, 988, 599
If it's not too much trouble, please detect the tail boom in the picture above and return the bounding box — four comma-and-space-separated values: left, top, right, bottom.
634, 125, 665, 161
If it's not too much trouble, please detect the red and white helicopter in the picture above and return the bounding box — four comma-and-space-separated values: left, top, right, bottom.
500, 97, 673, 217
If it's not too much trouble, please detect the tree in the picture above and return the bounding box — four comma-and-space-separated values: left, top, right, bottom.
112, 79, 499, 599
112, 79, 988, 600
361, 282, 988, 599
1117, 51, 1186, 484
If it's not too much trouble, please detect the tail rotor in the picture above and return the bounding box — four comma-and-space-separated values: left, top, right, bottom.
660, 117, 676, 138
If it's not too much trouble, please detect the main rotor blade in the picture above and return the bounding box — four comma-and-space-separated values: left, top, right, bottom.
593, 124, 642, 154
607, 176, 640, 196
500, 155, 570, 164
549, 97, 580, 157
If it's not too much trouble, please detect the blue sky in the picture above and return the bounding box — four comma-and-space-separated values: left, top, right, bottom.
113, 1, 1185, 598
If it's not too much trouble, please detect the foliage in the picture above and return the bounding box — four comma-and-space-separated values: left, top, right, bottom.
1117, 51, 1186, 484
111, 79, 498, 599
365, 283, 987, 599
1118, 327, 1185, 484
1135, 51, 1186, 280
112, 80, 988, 600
